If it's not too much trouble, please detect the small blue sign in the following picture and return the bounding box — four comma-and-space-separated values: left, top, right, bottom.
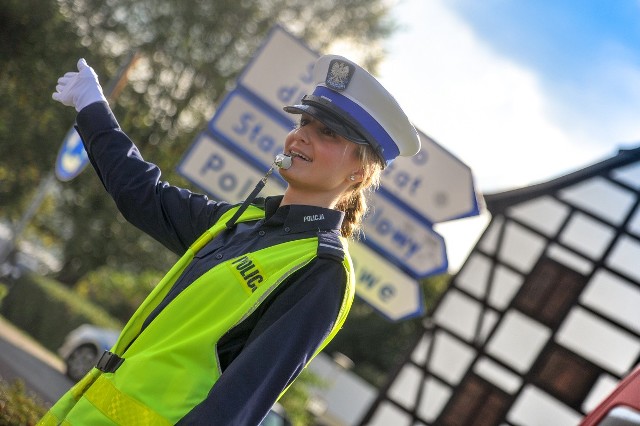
55, 128, 89, 181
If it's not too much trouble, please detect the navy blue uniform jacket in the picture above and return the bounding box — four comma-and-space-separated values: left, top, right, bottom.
75, 101, 348, 425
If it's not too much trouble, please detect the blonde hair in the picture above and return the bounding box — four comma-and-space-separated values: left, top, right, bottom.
336, 145, 385, 238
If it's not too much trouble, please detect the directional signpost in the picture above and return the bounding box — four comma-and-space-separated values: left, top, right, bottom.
177, 25, 480, 321
207, 89, 292, 179
380, 130, 480, 224
177, 133, 286, 201
363, 191, 448, 279
349, 242, 425, 320
237, 27, 317, 116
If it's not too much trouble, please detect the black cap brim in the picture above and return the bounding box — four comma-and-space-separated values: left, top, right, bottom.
283, 103, 368, 145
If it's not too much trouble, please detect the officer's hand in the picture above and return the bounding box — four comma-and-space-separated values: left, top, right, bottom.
52, 58, 107, 112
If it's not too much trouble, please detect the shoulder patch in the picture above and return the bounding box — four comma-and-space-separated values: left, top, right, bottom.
250, 197, 267, 208
317, 231, 345, 262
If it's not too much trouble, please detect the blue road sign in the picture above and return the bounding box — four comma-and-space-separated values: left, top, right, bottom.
177, 132, 286, 201
55, 128, 89, 181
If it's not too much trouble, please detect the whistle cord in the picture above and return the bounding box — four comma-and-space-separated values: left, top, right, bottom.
225, 167, 274, 229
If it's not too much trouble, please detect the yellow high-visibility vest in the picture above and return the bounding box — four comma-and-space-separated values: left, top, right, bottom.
39, 205, 354, 425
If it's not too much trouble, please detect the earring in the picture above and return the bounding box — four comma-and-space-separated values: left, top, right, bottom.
349, 175, 356, 181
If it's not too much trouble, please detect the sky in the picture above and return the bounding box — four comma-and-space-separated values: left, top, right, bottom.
373, 0, 640, 271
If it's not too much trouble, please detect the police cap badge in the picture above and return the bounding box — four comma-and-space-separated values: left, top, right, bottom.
284, 54, 420, 167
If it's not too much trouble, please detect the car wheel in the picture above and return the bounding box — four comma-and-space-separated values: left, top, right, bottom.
65, 343, 99, 381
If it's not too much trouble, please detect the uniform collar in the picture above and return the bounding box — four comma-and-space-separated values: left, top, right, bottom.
263, 196, 344, 234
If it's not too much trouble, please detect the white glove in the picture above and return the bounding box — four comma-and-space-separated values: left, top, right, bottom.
52, 58, 107, 112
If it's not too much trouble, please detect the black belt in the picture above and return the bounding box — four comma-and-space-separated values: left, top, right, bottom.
96, 350, 125, 373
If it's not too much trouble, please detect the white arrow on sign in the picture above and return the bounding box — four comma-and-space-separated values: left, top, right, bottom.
55, 128, 89, 181
177, 133, 285, 203
349, 241, 424, 321
380, 130, 480, 224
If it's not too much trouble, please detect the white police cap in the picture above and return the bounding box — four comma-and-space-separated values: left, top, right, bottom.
284, 54, 420, 166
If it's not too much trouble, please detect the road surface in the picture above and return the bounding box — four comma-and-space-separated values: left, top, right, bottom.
0, 316, 73, 405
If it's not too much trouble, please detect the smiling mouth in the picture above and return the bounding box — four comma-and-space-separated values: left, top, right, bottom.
289, 150, 312, 162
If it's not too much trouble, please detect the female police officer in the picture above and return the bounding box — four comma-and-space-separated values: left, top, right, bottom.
42, 54, 420, 425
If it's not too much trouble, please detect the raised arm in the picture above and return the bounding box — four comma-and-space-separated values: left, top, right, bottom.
53, 59, 231, 254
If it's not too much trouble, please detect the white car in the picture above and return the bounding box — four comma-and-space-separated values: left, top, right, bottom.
58, 324, 119, 382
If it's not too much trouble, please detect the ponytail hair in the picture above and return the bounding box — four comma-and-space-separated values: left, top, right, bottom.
336, 145, 385, 238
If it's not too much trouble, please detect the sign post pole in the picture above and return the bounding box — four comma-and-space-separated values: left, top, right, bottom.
0, 172, 55, 269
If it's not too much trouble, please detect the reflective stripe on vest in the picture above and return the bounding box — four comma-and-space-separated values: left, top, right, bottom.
39, 205, 354, 425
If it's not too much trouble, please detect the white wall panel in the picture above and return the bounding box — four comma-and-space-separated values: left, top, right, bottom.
557, 307, 640, 375
479, 216, 504, 254
488, 266, 523, 310
430, 331, 476, 385
479, 309, 499, 344
474, 357, 522, 393
486, 310, 551, 373
627, 207, 640, 237
456, 252, 492, 299
607, 235, 640, 282
508, 386, 582, 426
389, 364, 423, 410
612, 161, 640, 190
559, 177, 636, 226
368, 401, 413, 426
582, 373, 620, 413
499, 223, 547, 273
508, 196, 570, 237
434, 290, 482, 342
411, 334, 432, 366
581, 269, 640, 334
559, 212, 615, 259
417, 378, 452, 422
547, 244, 594, 275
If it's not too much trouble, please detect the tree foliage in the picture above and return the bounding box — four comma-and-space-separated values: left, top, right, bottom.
74, 266, 163, 323
3, 0, 451, 410
1, 0, 395, 284
0, 0, 85, 217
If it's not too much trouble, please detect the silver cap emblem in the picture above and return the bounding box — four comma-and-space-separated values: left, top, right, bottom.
325, 60, 354, 91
